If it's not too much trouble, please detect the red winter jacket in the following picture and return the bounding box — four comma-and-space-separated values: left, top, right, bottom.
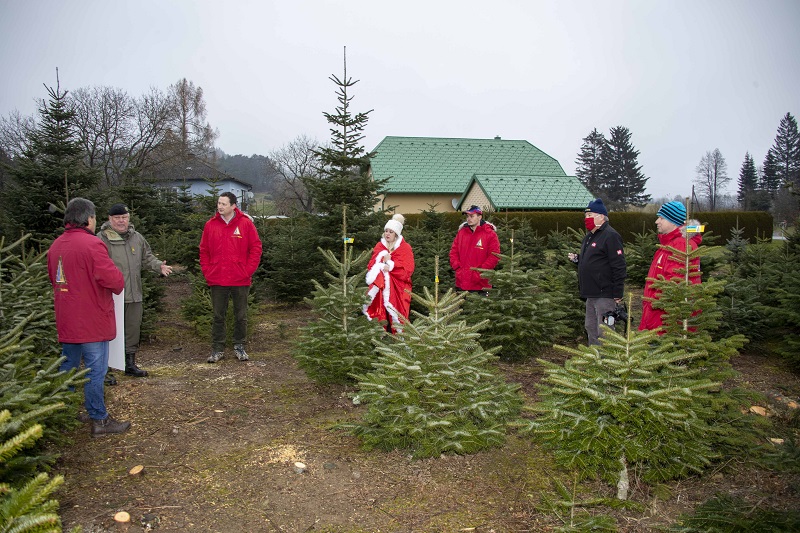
639, 225, 703, 332
449, 221, 501, 291
199, 207, 263, 287
48, 226, 124, 343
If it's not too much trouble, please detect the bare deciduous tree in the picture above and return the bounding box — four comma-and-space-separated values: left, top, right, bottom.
269, 135, 320, 214
694, 148, 729, 211
69, 86, 176, 186
0, 110, 36, 157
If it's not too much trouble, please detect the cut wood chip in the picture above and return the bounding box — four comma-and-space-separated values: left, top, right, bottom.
770, 438, 785, 445
749, 405, 768, 416
128, 465, 144, 476
114, 510, 131, 523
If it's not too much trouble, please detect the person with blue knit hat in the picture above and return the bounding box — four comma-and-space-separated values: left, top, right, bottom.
639, 200, 703, 332
567, 198, 627, 345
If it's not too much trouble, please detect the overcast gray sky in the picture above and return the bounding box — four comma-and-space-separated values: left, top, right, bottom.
1, 0, 798, 199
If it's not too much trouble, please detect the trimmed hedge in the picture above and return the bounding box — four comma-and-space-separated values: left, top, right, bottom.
402, 210, 774, 244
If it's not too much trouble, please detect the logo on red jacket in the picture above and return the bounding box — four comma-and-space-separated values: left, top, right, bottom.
475, 238, 483, 249
55, 257, 69, 292
233, 227, 242, 238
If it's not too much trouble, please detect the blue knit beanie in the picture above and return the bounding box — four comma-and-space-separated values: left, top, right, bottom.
585, 198, 608, 216
657, 201, 687, 226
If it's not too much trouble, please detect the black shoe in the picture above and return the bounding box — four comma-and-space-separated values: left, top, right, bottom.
91, 416, 131, 437
124, 353, 148, 377
105, 371, 118, 386
76, 412, 91, 424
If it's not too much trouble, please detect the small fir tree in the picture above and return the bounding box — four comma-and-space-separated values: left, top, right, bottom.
261, 214, 321, 302
347, 263, 523, 458
0, 410, 68, 533
522, 320, 719, 500
646, 230, 746, 380
294, 208, 385, 383
463, 231, 572, 360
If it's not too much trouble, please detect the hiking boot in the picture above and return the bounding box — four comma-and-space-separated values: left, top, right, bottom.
207, 351, 224, 363
234, 344, 249, 361
76, 412, 91, 424
105, 371, 117, 386
91, 416, 131, 437
124, 353, 148, 377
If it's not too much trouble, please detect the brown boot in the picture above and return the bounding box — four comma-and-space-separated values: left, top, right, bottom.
91, 416, 131, 438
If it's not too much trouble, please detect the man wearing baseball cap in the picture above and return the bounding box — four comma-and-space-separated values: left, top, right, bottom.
449, 205, 500, 293
639, 200, 703, 332
567, 198, 627, 345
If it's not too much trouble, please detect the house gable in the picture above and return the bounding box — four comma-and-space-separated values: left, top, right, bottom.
459, 174, 593, 212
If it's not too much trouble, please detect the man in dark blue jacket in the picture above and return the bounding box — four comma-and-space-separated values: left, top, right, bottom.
568, 199, 627, 345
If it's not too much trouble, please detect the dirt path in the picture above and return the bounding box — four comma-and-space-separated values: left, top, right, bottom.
56, 277, 800, 532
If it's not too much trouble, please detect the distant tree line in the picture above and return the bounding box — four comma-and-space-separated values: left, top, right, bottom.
574, 114, 800, 223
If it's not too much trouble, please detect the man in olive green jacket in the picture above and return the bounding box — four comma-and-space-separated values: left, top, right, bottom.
98, 204, 173, 377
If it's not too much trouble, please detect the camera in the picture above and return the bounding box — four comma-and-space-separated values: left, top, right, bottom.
602, 302, 628, 327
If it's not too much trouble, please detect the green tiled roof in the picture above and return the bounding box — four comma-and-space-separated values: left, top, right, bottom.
370, 136, 566, 194
464, 174, 593, 210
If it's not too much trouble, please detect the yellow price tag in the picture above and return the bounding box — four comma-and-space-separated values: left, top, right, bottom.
343, 237, 354, 243
435, 276, 439, 283
685, 225, 705, 233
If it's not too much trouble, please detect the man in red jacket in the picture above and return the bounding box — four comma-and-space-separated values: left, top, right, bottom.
639, 201, 703, 332
47, 198, 131, 437
200, 192, 262, 363
449, 205, 500, 294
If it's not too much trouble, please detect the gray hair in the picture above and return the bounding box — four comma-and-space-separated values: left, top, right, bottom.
63, 197, 96, 227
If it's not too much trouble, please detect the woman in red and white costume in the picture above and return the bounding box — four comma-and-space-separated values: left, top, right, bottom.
364, 214, 415, 333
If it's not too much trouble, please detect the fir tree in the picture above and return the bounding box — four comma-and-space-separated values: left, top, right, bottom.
599, 126, 651, 209
304, 47, 386, 252
737, 152, 759, 210
293, 210, 385, 383
771, 112, 800, 190
347, 268, 523, 458
3, 74, 99, 244
463, 232, 572, 360
766, 242, 800, 369
574, 127, 607, 197
261, 214, 320, 302
405, 204, 455, 300
646, 230, 747, 381
522, 323, 719, 500
624, 225, 658, 289
0, 410, 67, 533
761, 148, 781, 197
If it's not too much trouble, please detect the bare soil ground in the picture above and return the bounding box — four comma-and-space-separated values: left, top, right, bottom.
56, 277, 800, 532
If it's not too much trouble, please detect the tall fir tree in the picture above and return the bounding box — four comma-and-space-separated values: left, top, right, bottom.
770, 112, 800, 191
305, 47, 386, 252
522, 323, 719, 500
574, 128, 607, 197
347, 268, 523, 458
3, 75, 99, 244
761, 148, 781, 197
599, 126, 651, 209
736, 152, 759, 210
